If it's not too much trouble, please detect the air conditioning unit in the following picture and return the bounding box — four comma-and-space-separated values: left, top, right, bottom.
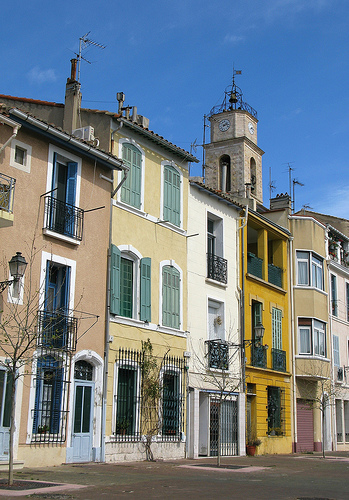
72, 126, 95, 142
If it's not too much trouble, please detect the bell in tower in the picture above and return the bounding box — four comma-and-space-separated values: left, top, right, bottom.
203, 70, 264, 210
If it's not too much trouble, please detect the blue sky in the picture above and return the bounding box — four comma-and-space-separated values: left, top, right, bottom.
2, 0, 349, 217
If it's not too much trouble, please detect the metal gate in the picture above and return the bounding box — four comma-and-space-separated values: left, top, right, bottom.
210, 398, 238, 456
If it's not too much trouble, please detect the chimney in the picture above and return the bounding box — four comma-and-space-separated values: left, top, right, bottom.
63, 58, 81, 134
270, 193, 292, 212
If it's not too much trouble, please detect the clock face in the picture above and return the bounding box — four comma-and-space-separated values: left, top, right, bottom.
248, 122, 255, 135
219, 119, 230, 132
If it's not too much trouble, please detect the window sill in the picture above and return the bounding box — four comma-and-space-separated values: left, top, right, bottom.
113, 200, 186, 235
205, 277, 228, 288
43, 228, 81, 246
295, 355, 330, 362
110, 315, 187, 337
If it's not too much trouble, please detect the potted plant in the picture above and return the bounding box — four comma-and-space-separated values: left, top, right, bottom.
116, 418, 130, 435
37, 425, 49, 434
246, 437, 261, 456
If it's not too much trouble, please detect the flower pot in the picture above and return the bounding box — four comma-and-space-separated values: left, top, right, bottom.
246, 445, 256, 456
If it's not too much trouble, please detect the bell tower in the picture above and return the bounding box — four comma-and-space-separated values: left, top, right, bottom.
204, 72, 264, 209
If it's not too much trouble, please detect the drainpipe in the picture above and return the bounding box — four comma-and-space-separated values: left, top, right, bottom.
289, 234, 297, 452
100, 156, 128, 463
237, 206, 249, 392
0, 121, 21, 155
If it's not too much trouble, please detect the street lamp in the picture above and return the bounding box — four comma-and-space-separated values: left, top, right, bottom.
0, 252, 27, 293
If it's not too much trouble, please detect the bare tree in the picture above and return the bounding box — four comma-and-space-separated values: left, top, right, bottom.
189, 328, 242, 467
297, 359, 343, 458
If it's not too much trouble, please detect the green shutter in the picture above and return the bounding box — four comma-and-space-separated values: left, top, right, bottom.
140, 257, 151, 322
333, 335, 340, 367
162, 266, 180, 329
121, 144, 141, 209
163, 165, 180, 226
110, 245, 121, 315
272, 308, 282, 350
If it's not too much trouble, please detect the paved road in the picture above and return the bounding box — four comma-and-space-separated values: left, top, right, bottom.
2, 452, 349, 499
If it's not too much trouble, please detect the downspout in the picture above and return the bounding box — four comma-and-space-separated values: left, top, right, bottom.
237, 206, 248, 392
0, 124, 21, 154
289, 234, 297, 452
100, 135, 128, 462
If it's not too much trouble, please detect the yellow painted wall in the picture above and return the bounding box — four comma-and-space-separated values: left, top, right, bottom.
242, 213, 292, 454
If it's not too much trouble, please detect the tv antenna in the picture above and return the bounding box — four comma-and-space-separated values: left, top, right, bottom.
268, 166, 276, 205
77, 32, 106, 83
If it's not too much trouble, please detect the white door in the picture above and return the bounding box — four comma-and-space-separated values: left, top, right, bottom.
72, 380, 94, 462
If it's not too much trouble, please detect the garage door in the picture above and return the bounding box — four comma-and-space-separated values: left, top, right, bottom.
297, 399, 314, 452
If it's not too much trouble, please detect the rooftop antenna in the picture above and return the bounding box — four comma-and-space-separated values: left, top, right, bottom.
268, 166, 276, 206
77, 32, 106, 83
293, 178, 304, 213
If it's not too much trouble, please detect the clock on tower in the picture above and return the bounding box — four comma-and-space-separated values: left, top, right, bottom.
204, 71, 264, 209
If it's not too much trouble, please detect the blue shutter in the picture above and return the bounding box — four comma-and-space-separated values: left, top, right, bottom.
110, 245, 121, 315
51, 367, 63, 434
140, 258, 151, 322
66, 162, 77, 206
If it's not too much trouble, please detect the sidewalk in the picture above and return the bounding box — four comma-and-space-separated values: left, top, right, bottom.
1, 452, 348, 499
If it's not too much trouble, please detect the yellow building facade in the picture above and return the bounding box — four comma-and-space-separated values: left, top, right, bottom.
243, 210, 292, 455
104, 115, 198, 461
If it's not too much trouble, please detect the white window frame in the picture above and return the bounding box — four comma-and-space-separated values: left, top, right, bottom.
10, 139, 32, 173
296, 250, 324, 291
206, 211, 224, 258
117, 138, 145, 213
207, 298, 225, 341
112, 360, 141, 436
298, 318, 326, 357
160, 161, 183, 229
117, 245, 143, 320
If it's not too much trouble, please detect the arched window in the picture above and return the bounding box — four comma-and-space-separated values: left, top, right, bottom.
250, 158, 256, 193
121, 143, 142, 209
219, 155, 231, 192
74, 360, 93, 381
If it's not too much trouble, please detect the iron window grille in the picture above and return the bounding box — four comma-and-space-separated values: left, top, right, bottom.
207, 253, 228, 284
267, 386, 285, 436
44, 196, 84, 241
31, 349, 71, 443
37, 310, 78, 352
114, 347, 186, 443
251, 344, 267, 369
271, 348, 286, 372
206, 339, 229, 370
247, 252, 263, 279
0, 173, 16, 213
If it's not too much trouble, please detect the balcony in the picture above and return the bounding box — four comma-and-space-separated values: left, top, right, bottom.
37, 310, 78, 352
0, 173, 16, 227
207, 254, 228, 284
251, 344, 267, 369
247, 252, 263, 279
268, 263, 282, 288
272, 348, 286, 372
206, 339, 229, 370
44, 196, 84, 241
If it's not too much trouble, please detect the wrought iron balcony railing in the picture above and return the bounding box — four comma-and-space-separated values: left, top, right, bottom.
207, 253, 228, 284
44, 196, 84, 241
0, 173, 16, 213
206, 339, 229, 370
37, 310, 78, 351
251, 344, 267, 369
268, 263, 282, 288
271, 348, 286, 372
247, 252, 263, 279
